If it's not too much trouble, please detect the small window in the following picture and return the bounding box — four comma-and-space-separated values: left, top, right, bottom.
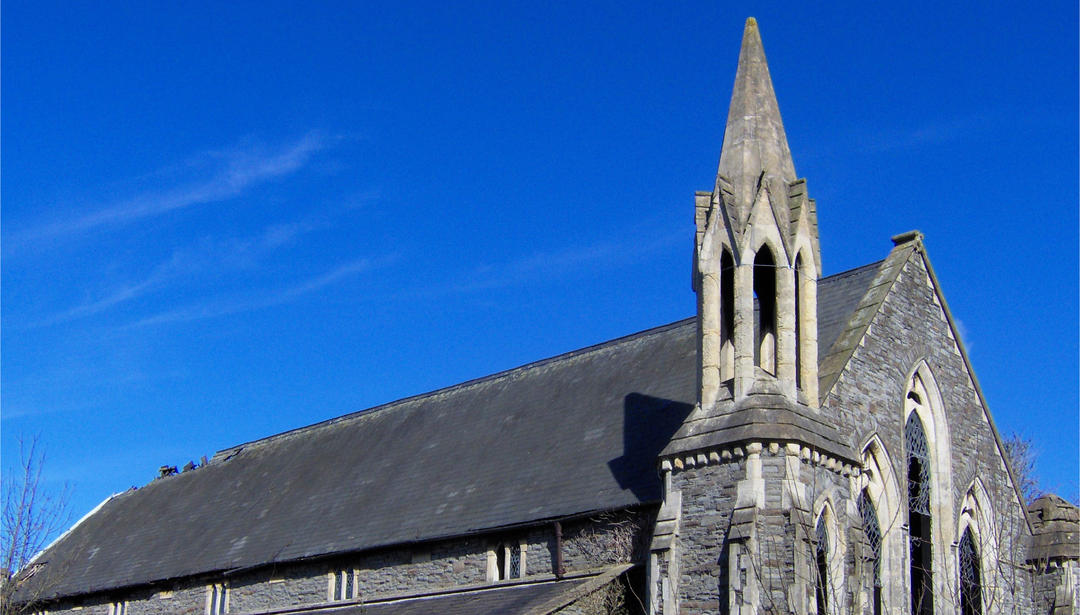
330, 568, 357, 601
491, 542, 524, 581
108, 602, 127, 615
207, 583, 228, 615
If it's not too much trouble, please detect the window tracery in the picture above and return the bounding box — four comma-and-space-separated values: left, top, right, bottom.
906, 412, 933, 615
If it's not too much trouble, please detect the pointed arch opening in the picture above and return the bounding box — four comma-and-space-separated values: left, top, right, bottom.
860, 434, 903, 615
906, 412, 933, 615
720, 248, 735, 381
753, 246, 777, 375
959, 529, 982, 615
794, 252, 803, 390
815, 513, 830, 615
858, 490, 883, 615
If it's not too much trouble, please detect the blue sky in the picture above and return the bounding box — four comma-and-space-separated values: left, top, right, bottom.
3, 2, 1077, 526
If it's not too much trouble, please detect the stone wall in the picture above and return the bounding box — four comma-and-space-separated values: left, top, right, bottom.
669, 461, 740, 614
1034, 561, 1079, 615
38, 511, 650, 615
824, 251, 1034, 614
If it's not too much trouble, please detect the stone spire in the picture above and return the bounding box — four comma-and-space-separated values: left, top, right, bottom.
716, 17, 797, 234
692, 18, 821, 411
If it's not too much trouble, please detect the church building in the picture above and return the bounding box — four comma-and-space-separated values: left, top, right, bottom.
11, 18, 1077, 615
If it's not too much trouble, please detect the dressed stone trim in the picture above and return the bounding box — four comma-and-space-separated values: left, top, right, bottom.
661, 440, 859, 477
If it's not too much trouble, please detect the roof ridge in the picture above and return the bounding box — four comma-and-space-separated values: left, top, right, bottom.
820, 259, 884, 282
213, 316, 697, 459
213, 260, 879, 460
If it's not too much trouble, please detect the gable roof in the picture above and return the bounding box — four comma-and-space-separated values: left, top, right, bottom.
22, 263, 879, 601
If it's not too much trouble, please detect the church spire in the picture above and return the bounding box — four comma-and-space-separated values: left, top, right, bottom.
695, 18, 820, 408
716, 17, 796, 228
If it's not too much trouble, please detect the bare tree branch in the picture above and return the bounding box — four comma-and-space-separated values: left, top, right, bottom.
1, 436, 72, 615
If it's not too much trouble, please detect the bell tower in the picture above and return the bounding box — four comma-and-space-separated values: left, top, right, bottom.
695, 17, 821, 410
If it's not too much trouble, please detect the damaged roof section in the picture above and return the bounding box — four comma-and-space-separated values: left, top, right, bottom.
1028, 494, 1080, 563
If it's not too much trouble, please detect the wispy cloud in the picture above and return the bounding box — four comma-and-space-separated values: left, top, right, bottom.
9, 132, 330, 248
34, 220, 321, 327
126, 256, 395, 328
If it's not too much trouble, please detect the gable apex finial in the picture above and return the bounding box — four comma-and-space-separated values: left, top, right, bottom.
716, 18, 797, 216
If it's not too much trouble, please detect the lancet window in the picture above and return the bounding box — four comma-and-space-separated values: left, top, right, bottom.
905, 411, 933, 615
794, 253, 803, 389
753, 246, 777, 374
815, 514, 829, 614
858, 490, 883, 615
720, 249, 735, 381
959, 529, 982, 615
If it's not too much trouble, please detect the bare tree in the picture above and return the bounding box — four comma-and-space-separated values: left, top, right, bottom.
1, 437, 71, 615
1002, 433, 1040, 506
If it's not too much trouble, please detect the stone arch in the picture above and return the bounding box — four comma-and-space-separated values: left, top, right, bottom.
720, 247, 736, 381
859, 434, 904, 613
957, 478, 997, 611
812, 495, 846, 615
902, 360, 955, 615
752, 243, 778, 375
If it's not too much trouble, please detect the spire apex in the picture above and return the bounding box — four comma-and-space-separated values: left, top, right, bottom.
717, 18, 796, 213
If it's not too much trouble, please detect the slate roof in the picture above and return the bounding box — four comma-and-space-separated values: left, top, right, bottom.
23, 262, 881, 601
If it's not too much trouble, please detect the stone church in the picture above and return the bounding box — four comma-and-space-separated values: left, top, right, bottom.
12, 18, 1078, 615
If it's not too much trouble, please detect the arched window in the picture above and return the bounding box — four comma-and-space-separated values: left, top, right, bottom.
753, 246, 777, 374
794, 253, 803, 389
959, 529, 982, 615
492, 542, 522, 581
815, 514, 829, 614
905, 412, 933, 615
858, 490, 883, 615
720, 249, 735, 381
496, 544, 507, 580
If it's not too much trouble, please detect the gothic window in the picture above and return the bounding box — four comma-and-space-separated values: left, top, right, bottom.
720, 249, 735, 380
959, 529, 982, 615
859, 490, 883, 615
330, 568, 356, 601
794, 253, 803, 389
207, 583, 228, 615
815, 514, 829, 615
753, 246, 777, 374
108, 602, 127, 615
906, 412, 933, 615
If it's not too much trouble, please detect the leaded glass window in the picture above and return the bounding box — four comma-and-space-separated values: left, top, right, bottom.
906, 412, 933, 615
959, 530, 982, 615
815, 515, 829, 614
905, 412, 931, 516
859, 490, 883, 615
